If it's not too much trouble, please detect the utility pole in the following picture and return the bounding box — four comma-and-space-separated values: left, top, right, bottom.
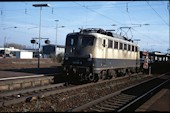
3, 37, 6, 58
55, 20, 59, 46
168, 1, 170, 54
32, 4, 50, 68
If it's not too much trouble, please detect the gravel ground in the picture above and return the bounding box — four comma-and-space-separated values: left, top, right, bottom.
0, 74, 156, 112
0, 59, 168, 112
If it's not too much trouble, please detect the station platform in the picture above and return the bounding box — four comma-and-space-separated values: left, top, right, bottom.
0, 67, 62, 80
0, 67, 64, 91
136, 80, 170, 112
0, 71, 35, 80
0, 69, 56, 91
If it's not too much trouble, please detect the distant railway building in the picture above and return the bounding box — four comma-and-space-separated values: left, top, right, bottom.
0, 47, 34, 59
42, 44, 65, 58
15, 51, 33, 59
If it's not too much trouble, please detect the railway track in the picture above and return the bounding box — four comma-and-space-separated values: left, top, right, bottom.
0, 83, 66, 107
70, 72, 170, 112
0, 72, 168, 112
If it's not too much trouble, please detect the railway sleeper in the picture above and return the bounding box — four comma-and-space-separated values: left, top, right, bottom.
100, 103, 118, 109
116, 94, 137, 99
3, 97, 26, 107
95, 105, 116, 111
101, 105, 120, 110
110, 96, 136, 101
102, 102, 122, 108
111, 96, 131, 100
105, 100, 124, 106
93, 105, 113, 112
110, 102, 124, 107
89, 107, 105, 112
111, 98, 133, 103
109, 99, 129, 104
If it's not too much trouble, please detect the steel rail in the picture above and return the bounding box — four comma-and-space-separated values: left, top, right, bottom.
117, 78, 170, 112
0, 74, 45, 81
0, 83, 64, 97
70, 72, 169, 112
0, 83, 65, 107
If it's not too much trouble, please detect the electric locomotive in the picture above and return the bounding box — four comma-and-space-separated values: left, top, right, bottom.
63, 28, 140, 83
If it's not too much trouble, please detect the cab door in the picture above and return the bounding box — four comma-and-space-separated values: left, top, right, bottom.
102, 38, 107, 66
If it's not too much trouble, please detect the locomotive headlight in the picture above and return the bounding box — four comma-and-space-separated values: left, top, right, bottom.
87, 53, 92, 61
64, 53, 69, 60
73, 68, 76, 73
65, 57, 69, 60
63, 66, 67, 71
88, 58, 92, 61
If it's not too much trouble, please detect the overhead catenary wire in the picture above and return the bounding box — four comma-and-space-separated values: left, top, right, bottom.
73, 2, 123, 25
0, 2, 167, 29
146, 1, 168, 26
132, 28, 167, 45
0, 2, 169, 53
0, 2, 167, 13
0, 2, 168, 27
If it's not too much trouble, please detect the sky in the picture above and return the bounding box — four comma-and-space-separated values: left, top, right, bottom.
0, 1, 169, 53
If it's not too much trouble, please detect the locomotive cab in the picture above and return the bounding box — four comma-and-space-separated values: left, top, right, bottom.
63, 31, 98, 83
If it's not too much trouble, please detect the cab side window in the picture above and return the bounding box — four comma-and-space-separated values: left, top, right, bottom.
108, 39, 113, 48
103, 39, 106, 47
119, 42, 123, 50
114, 41, 118, 49
128, 44, 131, 51
124, 43, 127, 50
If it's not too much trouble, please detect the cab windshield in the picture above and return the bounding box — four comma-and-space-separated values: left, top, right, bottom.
66, 34, 95, 46
82, 36, 95, 46
66, 35, 78, 46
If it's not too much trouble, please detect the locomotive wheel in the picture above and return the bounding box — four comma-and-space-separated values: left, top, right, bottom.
122, 69, 126, 76
117, 69, 126, 77
136, 67, 140, 73
108, 70, 116, 79
126, 69, 131, 76
93, 74, 99, 82
112, 70, 117, 78
88, 73, 95, 82
101, 71, 107, 80
130, 68, 136, 74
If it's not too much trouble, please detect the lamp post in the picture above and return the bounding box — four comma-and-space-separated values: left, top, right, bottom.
168, 1, 170, 54
3, 37, 7, 58
131, 24, 150, 28
55, 20, 59, 46
3, 26, 17, 58
133, 39, 141, 44
55, 20, 65, 55
55, 20, 65, 46
32, 3, 50, 68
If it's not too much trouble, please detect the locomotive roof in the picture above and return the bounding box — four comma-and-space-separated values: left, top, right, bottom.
67, 28, 137, 45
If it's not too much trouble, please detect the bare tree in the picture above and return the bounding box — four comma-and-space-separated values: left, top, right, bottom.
5, 43, 27, 50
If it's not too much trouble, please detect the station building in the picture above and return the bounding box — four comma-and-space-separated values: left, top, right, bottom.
0, 47, 35, 59
42, 44, 65, 58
